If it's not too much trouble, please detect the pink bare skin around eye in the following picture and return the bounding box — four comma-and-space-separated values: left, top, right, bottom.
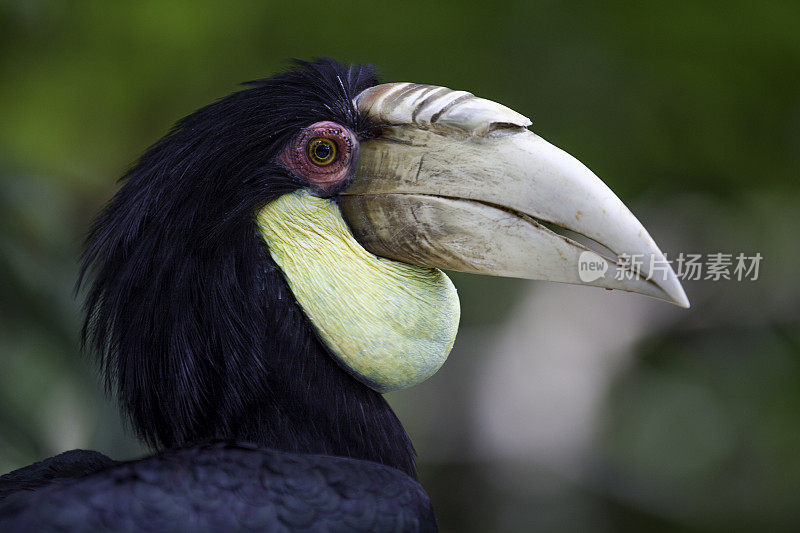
279, 121, 359, 193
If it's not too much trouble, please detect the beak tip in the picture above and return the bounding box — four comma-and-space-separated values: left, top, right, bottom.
661, 275, 690, 309
674, 293, 691, 309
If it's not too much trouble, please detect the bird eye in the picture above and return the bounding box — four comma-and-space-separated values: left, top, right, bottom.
307, 138, 338, 166
279, 121, 359, 194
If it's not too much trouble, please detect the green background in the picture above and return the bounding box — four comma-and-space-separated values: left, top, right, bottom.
1, 1, 799, 531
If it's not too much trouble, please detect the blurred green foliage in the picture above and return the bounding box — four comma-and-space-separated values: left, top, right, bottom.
1, 1, 799, 531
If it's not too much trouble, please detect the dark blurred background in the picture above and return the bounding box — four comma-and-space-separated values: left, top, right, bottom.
1, 1, 799, 531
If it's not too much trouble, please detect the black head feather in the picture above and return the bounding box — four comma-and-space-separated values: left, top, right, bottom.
78, 59, 418, 476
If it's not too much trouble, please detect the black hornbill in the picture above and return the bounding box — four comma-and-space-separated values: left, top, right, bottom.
0, 59, 688, 531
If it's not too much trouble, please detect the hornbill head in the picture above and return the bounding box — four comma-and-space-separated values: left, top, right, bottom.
80, 59, 687, 472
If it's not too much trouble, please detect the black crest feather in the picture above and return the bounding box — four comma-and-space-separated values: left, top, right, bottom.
77, 59, 418, 476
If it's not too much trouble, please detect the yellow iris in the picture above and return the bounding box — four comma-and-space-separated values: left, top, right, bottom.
307, 138, 337, 166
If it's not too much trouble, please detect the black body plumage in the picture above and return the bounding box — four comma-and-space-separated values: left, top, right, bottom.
0, 59, 435, 531
0, 442, 434, 532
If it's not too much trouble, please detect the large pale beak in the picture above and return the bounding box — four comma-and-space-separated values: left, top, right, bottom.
339, 83, 689, 308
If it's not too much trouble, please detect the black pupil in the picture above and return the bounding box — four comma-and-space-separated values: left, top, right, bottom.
314, 141, 332, 161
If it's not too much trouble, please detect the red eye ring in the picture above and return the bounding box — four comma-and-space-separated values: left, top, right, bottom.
279, 121, 359, 192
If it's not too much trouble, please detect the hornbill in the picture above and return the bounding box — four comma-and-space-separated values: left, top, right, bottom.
0, 59, 688, 531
